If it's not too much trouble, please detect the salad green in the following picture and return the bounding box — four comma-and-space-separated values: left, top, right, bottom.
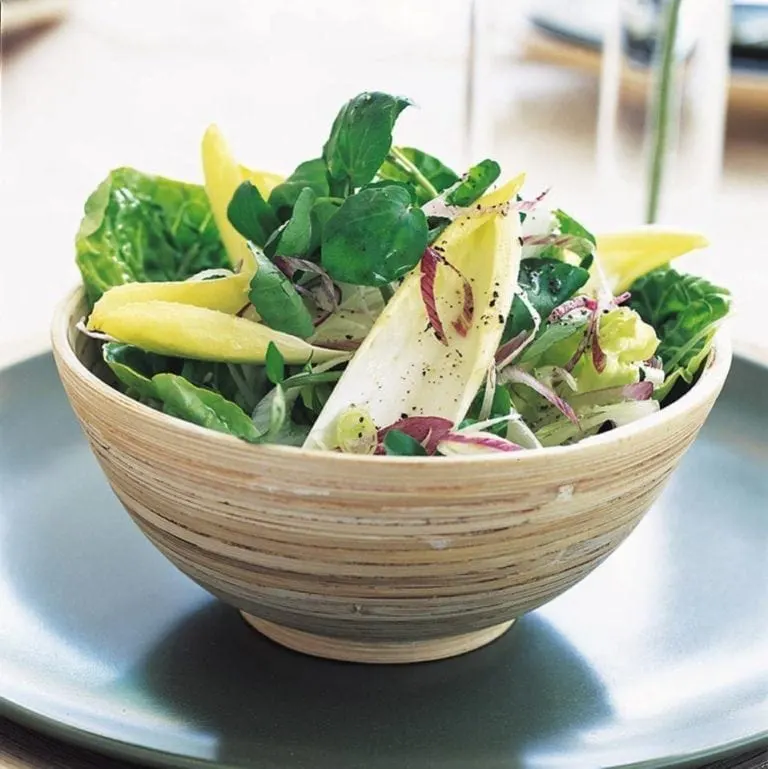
76, 91, 730, 456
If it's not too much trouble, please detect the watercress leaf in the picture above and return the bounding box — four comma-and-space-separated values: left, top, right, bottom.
426, 215, 452, 244
554, 209, 596, 246
321, 185, 428, 286
503, 257, 590, 341
227, 181, 280, 248
629, 267, 730, 391
247, 244, 315, 338
362, 179, 417, 203
378, 146, 460, 205
268, 158, 329, 222
445, 159, 501, 207
322, 91, 412, 193
274, 186, 316, 257
266, 341, 286, 384
151, 373, 264, 442
76, 168, 228, 303
310, 198, 342, 251
384, 429, 428, 456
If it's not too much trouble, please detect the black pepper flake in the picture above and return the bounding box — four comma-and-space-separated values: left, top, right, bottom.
517, 237, 524, 246
476, 204, 482, 210
492, 290, 499, 299
358, 416, 364, 423
400, 412, 408, 420
357, 432, 363, 439
498, 314, 504, 324
345, 334, 353, 340
489, 299, 496, 308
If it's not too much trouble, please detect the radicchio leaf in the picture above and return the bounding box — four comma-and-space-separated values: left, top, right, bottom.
501, 366, 579, 426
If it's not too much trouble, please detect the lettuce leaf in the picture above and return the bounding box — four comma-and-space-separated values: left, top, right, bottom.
629, 267, 730, 398
76, 168, 228, 303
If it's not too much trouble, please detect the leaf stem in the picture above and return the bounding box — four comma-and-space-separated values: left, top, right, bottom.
645, 0, 683, 224
387, 147, 440, 199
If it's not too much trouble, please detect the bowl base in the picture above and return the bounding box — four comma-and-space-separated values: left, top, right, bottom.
240, 613, 514, 664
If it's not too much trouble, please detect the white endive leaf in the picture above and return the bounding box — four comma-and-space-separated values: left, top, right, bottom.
304, 177, 524, 451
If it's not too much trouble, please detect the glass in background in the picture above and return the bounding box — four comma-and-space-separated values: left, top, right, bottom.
595, 0, 732, 230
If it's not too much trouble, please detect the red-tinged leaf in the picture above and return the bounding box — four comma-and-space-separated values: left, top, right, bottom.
513, 187, 551, 213
622, 381, 654, 400
548, 295, 598, 323
438, 431, 522, 454
521, 233, 591, 250
502, 366, 579, 426
495, 331, 530, 365
446, 259, 475, 337
377, 415, 454, 455
614, 291, 631, 306
420, 247, 447, 345
314, 338, 364, 351
592, 313, 607, 373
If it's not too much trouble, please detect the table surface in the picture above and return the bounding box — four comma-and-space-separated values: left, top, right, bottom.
1, 3, 767, 767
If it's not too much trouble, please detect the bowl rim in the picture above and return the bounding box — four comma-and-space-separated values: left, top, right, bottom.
52, 285, 733, 465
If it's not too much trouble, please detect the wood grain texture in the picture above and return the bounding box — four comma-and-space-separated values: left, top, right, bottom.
51, 288, 732, 663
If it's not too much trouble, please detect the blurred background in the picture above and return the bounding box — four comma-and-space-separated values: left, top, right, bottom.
1, 0, 766, 367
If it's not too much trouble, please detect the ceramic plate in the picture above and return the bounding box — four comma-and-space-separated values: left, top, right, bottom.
1, 353, 767, 769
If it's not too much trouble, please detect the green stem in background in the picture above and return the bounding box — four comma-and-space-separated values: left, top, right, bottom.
378, 283, 394, 305
387, 146, 440, 200
645, 0, 684, 224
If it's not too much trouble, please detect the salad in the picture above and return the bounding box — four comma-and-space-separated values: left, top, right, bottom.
76, 91, 730, 457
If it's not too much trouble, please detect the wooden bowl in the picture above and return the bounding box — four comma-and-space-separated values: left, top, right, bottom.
52, 287, 732, 664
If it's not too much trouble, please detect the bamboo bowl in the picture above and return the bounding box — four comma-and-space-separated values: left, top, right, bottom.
52, 287, 732, 664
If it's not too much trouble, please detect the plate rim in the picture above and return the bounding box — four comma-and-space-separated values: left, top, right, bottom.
2, 351, 768, 768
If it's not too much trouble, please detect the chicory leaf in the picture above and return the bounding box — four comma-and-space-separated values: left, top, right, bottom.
151, 373, 264, 442
503, 257, 590, 341
321, 184, 428, 286
378, 146, 460, 205
247, 244, 315, 338
227, 181, 280, 248
322, 91, 412, 194
76, 167, 228, 303
445, 159, 500, 207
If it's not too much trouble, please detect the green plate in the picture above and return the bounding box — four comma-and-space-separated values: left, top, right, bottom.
1, 353, 767, 769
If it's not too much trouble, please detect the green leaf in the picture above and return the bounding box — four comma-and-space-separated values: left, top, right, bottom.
322, 91, 412, 194
252, 386, 310, 446
503, 257, 590, 342
384, 429, 428, 456
629, 267, 730, 394
321, 184, 428, 286
265, 342, 286, 384
378, 146, 459, 205
227, 181, 280, 248
554, 209, 596, 247
151, 373, 264, 442
247, 244, 315, 338
426, 215, 452, 244
518, 319, 587, 365
102, 342, 168, 400
75, 168, 228, 303
274, 186, 317, 258
268, 158, 329, 222
445, 159, 501, 208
